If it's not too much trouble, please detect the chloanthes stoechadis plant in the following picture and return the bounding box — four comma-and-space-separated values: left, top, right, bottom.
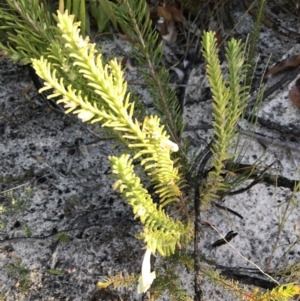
2, 1, 300, 299
31, 9, 191, 293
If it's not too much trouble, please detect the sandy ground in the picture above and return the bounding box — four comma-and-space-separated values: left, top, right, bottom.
1, 1, 300, 300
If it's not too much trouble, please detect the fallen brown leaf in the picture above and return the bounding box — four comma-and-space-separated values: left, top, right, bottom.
265, 55, 300, 77
32, 155, 45, 164
289, 77, 300, 108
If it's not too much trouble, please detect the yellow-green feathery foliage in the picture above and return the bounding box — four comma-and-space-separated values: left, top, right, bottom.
248, 285, 300, 301
0, 0, 187, 205
203, 269, 300, 301
58, 0, 88, 35
97, 272, 137, 290
110, 154, 190, 255
200, 31, 249, 206
31, 10, 191, 254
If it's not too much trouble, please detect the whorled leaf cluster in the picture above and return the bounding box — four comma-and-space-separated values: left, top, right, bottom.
31, 10, 191, 256
200, 31, 249, 206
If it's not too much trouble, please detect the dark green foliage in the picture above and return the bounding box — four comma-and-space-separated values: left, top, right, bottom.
5, 260, 31, 293
112, 0, 184, 145
56, 233, 70, 243
0, 0, 54, 64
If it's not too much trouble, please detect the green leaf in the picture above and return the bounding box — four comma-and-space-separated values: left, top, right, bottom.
79, 0, 86, 35
90, 0, 109, 32
47, 269, 64, 276
99, 0, 118, 29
